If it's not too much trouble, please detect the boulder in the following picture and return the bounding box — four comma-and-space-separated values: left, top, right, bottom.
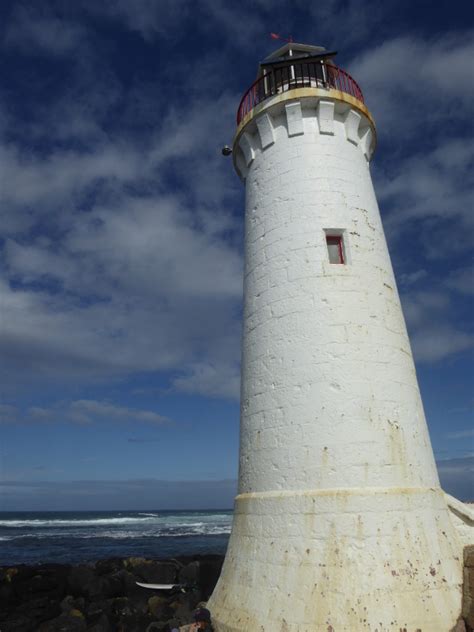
13, 595, 61, 624
148, 594, 174, 620
61, 595, 86, 614
84, 613, 111, 632
0, 555, 224, 632
94, 559, 124, 576
145, 623, 166, 632
194, 556, 224, 598
464, 546, 474, 630
38, 613, 87, 631
465, 546, 474, 569
125, 559, 179, 584
0, 614, 37, 632
178, 561, 200, 585
67, 566, 107, 600
83, 599, 112, 625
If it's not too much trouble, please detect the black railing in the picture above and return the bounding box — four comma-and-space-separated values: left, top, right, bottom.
237, 61, 364, 124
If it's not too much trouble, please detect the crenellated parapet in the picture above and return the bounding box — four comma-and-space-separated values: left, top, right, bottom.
233, 88, 376, 180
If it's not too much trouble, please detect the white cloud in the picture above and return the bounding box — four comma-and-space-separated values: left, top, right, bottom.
411, 326, 473, 363
445, 266, 474, 296
375, 138, 474, 239
401, 290, 449, 329
401, 289, 473, 363
64, 400, 169, 424
4, 7, 86, 56
1, 7, 472, 401
350, 35, 473, 297
305, 0, 389, 49
0, 477, 237, 510
447, 429, 474, 440
0, 37, 244, 399
350, 33, 474, 135
84, 0, 192, 41
2, 400, 170, 425
173, 362, 240, 400
398, 269, 428, 288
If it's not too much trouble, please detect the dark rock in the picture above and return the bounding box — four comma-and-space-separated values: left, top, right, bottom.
147, 595, 174, 620
464, 564, 474, 629
109, 568, 144, 597
146, 623, 167, 632
114, 612, 154, 632
0, 556, 223, 632
108, 596, 134, 620
1, 615, 37, 632
124, 559, 179, 584
19, 564, 70, 596
84, 599, 112, 624
61, 595, 86, 614
4, 565, 36, 583
38, 613, 87, 631
102, 573, 125, 599
13, 595, 61, 624
0, 581, 14, 605
21, 573, 66, 603
95, 558, 124, 576
195, 556, 224, 598
67, 566, 107, 600
85, 613, 111, 632
179, 561, 200, 585
465, 546, 474, 569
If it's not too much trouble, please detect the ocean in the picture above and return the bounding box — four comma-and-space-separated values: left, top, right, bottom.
0, 510, 232, 566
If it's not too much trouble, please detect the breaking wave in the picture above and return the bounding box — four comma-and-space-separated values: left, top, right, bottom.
0, 510, 233, 564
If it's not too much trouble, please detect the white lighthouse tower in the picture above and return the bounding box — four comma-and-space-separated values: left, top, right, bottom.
209, 43, 471, 630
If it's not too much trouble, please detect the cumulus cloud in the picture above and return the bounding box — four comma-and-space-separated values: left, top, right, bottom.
82, 0, 193, 42
353, 35, 473, 308
0, 478, 237, 510
4, 6, 87, 56
1, 189, 243, 394
0, 25, 243, 399
352, 33, 474, 370
411, 327, 473, 363
446, 428, 474, 440
173, 362, 241, 400
350, 33, 474, 135
444, 266, 474, 296
401, 289, 473, 363
374, 138, 474, 241
1, 401, 169, 425
0, 4, 472, 408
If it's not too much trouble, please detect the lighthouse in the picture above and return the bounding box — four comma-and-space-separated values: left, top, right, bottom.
208, 43, 471, 630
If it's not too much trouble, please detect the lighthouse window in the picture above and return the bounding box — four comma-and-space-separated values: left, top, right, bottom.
326, 235, 345, 264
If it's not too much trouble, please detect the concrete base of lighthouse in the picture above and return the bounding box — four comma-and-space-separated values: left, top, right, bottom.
208, 487, 463, 631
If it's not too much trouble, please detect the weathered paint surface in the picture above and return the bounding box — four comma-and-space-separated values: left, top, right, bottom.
208, 91, 467, 630
211, 488, 462, 630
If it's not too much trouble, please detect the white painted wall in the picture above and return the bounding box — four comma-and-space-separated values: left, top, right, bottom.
209, 95, 465, 631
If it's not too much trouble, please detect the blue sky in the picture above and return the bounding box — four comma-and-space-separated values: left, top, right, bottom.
0, 0, 472, 510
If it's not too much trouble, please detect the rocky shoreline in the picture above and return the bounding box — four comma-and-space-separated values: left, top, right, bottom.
2, 548, 473, 631
0, 554, 224, 631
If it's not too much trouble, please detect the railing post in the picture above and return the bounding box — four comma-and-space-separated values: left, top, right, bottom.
236, 62, 364, 124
